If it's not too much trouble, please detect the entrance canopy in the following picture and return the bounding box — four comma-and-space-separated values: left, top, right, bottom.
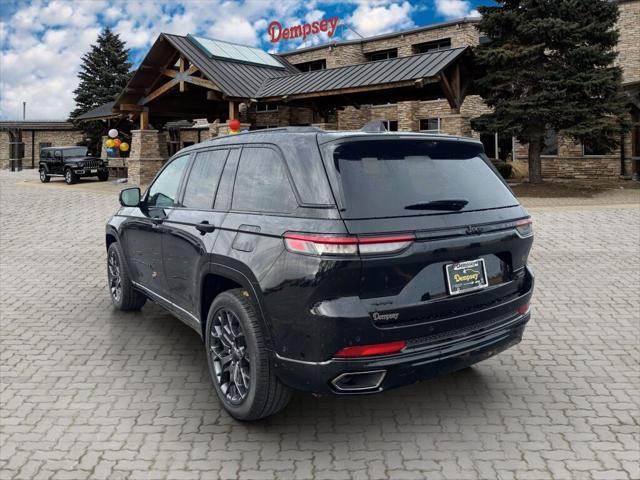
111, 32, 474, 127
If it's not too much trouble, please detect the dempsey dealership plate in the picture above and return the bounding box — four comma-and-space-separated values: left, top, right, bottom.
445, 259, 489, 295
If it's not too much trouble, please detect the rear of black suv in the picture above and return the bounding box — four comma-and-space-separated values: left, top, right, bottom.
107, 129, 534, 421
269, 134, 534, 394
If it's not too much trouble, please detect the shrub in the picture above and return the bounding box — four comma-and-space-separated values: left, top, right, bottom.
494, 162, 513, 179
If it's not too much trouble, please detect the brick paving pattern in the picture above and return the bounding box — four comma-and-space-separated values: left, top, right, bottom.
1, 170, 638, 480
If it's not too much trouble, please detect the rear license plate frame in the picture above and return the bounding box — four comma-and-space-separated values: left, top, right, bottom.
445, 258, 489, 296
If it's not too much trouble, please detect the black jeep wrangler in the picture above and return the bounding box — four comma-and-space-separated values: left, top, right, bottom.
106, 127, 534, 421
39, 146, 109, 184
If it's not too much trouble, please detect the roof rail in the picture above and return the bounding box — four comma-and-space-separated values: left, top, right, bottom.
207, 125, 324, 141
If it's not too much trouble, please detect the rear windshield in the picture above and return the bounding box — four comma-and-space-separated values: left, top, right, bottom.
328, 139, 518, 219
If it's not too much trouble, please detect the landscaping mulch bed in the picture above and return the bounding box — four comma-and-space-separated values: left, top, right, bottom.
509, 178, 640, 198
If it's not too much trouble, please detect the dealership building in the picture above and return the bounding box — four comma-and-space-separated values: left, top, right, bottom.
1, 0, 638, 183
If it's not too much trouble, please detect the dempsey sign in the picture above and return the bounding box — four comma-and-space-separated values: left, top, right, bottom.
268, 17, 340, 43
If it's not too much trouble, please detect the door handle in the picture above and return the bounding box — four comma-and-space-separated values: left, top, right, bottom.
195, 221, 216, 235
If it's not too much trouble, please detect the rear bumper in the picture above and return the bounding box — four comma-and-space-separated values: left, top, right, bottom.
274, 311, 529, 394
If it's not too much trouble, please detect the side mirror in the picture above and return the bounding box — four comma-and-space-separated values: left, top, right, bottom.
119, 187, 141, 207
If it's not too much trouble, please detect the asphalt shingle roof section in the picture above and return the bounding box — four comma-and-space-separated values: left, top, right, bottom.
163, 34, 297, 99
257, 47, 467, 98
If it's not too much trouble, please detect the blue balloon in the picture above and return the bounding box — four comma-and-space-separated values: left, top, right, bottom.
106, 147, 117, 157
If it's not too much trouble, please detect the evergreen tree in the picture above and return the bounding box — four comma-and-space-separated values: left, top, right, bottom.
471, 0, 629, 183
70, 28, 132, 154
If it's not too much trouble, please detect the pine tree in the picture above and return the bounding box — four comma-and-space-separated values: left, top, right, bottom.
471, 0, 630, 183
70, 28, 132, 154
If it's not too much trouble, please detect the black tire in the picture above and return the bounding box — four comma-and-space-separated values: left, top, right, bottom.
107, 242, 146, 311
98, 171, 109, 182
64, 168, 77, 185
39, 168, 50, 183
205, 289, 292, 421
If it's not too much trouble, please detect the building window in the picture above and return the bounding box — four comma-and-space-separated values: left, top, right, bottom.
541, 129, 558, 156
256, 103, 278, 113
479, 35, 491, 45
419, 118, 440, 133
367, 49, 398, 61
382, 120, 398, 131
413, 38, 452, 54
583, 140, 608, 156
293, 59, 326, 72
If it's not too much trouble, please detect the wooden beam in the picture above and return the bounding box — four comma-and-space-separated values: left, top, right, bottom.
140, 78, 178, 105
439, 72, 459, 113
183, 76, 220, 91
178, 57, 186, 93
120, 104, 145, 112
162, 67, 220, 91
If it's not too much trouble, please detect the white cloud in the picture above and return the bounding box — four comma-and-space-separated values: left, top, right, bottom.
434, 0, 476, 18
0, 0, 431, 120
208, 15, 260, 46
347, 1, 414, 38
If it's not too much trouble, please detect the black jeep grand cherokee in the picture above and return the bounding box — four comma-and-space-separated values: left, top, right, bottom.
106, 127, 534, 421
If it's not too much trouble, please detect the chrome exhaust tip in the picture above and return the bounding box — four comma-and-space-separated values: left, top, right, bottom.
331, 370, 387, 392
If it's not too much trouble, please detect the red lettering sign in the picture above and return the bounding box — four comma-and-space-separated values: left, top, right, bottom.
268, 17, 340, 43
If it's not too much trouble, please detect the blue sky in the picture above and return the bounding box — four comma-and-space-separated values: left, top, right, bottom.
0, 0, 492, 120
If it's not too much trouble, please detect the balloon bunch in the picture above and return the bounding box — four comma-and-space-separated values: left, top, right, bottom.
104, 129, 130, 157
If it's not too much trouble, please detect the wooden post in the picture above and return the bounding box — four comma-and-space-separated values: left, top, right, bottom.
228, 101, 239, 121
140, 111, 149, 130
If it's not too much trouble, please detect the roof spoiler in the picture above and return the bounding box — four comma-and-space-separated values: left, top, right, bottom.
360, 120, 389, 133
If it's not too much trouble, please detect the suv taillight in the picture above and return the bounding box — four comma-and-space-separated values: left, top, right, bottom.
515, 218, 533, 237
284, 233, 414, 256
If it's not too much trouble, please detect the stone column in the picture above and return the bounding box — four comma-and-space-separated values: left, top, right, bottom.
398, 101, 418, 132
127, 130, 168, 186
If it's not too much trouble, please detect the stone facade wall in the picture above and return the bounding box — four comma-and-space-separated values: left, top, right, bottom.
513, 136, 623, 179
0, 132, 10, 170
0, 129, 83, 170
282, 20, 480, 68
617, 0, 640, 85
246, 105, 316, 128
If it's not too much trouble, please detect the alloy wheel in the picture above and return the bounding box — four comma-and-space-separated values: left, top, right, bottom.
210, 308, 250, 404
65, 170, 72, 183
108, 251, 122, 302
40, 170, 46, 181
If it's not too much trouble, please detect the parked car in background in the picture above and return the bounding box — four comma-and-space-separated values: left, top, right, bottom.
105, 126, 535, 421
39, 146, 109, 184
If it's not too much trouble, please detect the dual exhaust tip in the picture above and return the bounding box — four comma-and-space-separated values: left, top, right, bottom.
331, 370, 386, 392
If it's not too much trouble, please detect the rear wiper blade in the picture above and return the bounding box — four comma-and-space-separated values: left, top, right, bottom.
404, 199, 469, 211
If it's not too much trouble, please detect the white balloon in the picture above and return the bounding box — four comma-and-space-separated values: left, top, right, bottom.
108, 129, 118, 138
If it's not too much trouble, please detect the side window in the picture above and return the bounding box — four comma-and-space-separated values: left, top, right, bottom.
182, 149, 229, 210
232, 147, 297, 213
146, 155, 190, 208
54, 150, 62, 159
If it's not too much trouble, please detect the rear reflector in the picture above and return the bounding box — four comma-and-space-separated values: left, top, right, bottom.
284, 233, 414, 256
334, 340, 407, 358
517, 303, 530, 315
515, 218, 533, 237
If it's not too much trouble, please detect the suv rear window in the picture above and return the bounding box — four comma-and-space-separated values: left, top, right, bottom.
328, 139, 518, 219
